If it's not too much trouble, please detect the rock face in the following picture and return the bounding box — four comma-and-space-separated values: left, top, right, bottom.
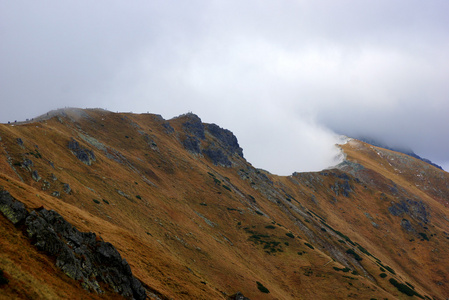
0, 190, 146, 300
68, 138, 96, 165
0, 190, 28, 224
206, 124, 243, 158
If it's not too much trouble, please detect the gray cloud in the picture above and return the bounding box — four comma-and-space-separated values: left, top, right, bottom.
1, 1, 449, 174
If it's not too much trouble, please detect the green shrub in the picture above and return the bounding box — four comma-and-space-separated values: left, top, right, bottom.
286, 232, 295, 238
256, 281, 270, 293
389, 278, 423, 298
93, 199, 100, 204
379, 273, 387, 278
346, 249, 362, 261
136, 195, 142, 200
222, 185, 232, 191
255, 211, 263, 216
284, 242, 289, 246
265, 225, 276, 229
0, 270, 8, 285
419, 232, 429, 241
304, 242, 314, 250
102, 199, 109, 204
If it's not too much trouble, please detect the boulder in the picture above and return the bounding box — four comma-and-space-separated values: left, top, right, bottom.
0, 190, 28, 224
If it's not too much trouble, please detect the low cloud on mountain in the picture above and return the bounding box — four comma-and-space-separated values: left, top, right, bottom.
1, 1, 448, 173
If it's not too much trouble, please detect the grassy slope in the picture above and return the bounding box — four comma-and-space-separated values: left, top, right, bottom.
0, 109, 447, 299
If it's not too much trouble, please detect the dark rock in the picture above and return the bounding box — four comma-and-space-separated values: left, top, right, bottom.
230, 292, 251, 300
25, 208, 146, 299
388, 199, 430, 223
32, 170, 41, 182
16, 138, 24, 147
401, 218, 414, 232
202, 148, 232, 167
22, 159, 33, 171
182, 114, 205, 139
0, 190, 28, 224
206, 124, 244, 158
1, 191, 146, 299
183, 135, 201, 154
63, 183, 71, 194
68, 138, 96, 165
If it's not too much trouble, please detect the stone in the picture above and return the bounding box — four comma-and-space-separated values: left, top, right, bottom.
16, 138, 24, 147
0, 190, 28, 224
22, 159, 33, 172
63, 183, 71, 194
230, 292, 251, 300
32, 170, 41, 182
68, 138, 96, 165
1, 191, 146, 299
51, 191, 60, 197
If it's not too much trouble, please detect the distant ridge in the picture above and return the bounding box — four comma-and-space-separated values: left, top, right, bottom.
357, 136, 443, 170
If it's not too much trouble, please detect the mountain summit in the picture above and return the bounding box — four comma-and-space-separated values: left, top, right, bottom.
1, 108, 448, 299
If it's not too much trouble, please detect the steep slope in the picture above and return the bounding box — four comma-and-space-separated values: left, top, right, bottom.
0, 108, 448, 299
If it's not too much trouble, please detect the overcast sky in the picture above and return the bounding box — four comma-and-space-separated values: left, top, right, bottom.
1, 1, 449, 174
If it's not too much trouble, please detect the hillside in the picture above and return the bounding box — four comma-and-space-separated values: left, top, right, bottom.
1, 108, 448, 299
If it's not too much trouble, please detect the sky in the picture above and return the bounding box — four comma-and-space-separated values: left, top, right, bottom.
1, 1, 449, 174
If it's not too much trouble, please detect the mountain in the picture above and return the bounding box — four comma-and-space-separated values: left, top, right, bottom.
1, 108, 448, 299
356, 136, 443, 170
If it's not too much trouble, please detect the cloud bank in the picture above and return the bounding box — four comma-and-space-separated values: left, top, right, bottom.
1, 1, 449, 174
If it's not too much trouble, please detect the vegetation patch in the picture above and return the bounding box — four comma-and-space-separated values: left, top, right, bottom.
389, 278, 423, 298
379, 273, 387, 278
0, 270, 8, 285
265, 225, 276, 229
304, 242, 315, 250
102, 199, 109, 204
333, 267, 350, 273
346, 249, 362, 261
246, 229, 284, 254
377, 262, 396, 275
256, 281, 270, 293
419, 232, 429, 241
93, 199, 100, 204
136, 195, 142, 200
285, 232, 295, 238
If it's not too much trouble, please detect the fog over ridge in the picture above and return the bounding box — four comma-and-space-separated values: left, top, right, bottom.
1, 1, 448, 173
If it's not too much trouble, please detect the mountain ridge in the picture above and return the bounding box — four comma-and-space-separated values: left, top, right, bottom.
0, 108, 448, 299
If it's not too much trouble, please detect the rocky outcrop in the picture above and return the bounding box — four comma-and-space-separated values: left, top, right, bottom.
206, 124, 244, 158
388, 198, 430, 224
0, 190, 146, 300
0, 190, 28, 224
183, 135, 202, 154
182, 113, 205, 140
68, 138, 96, 166
202, 147, 232, 167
